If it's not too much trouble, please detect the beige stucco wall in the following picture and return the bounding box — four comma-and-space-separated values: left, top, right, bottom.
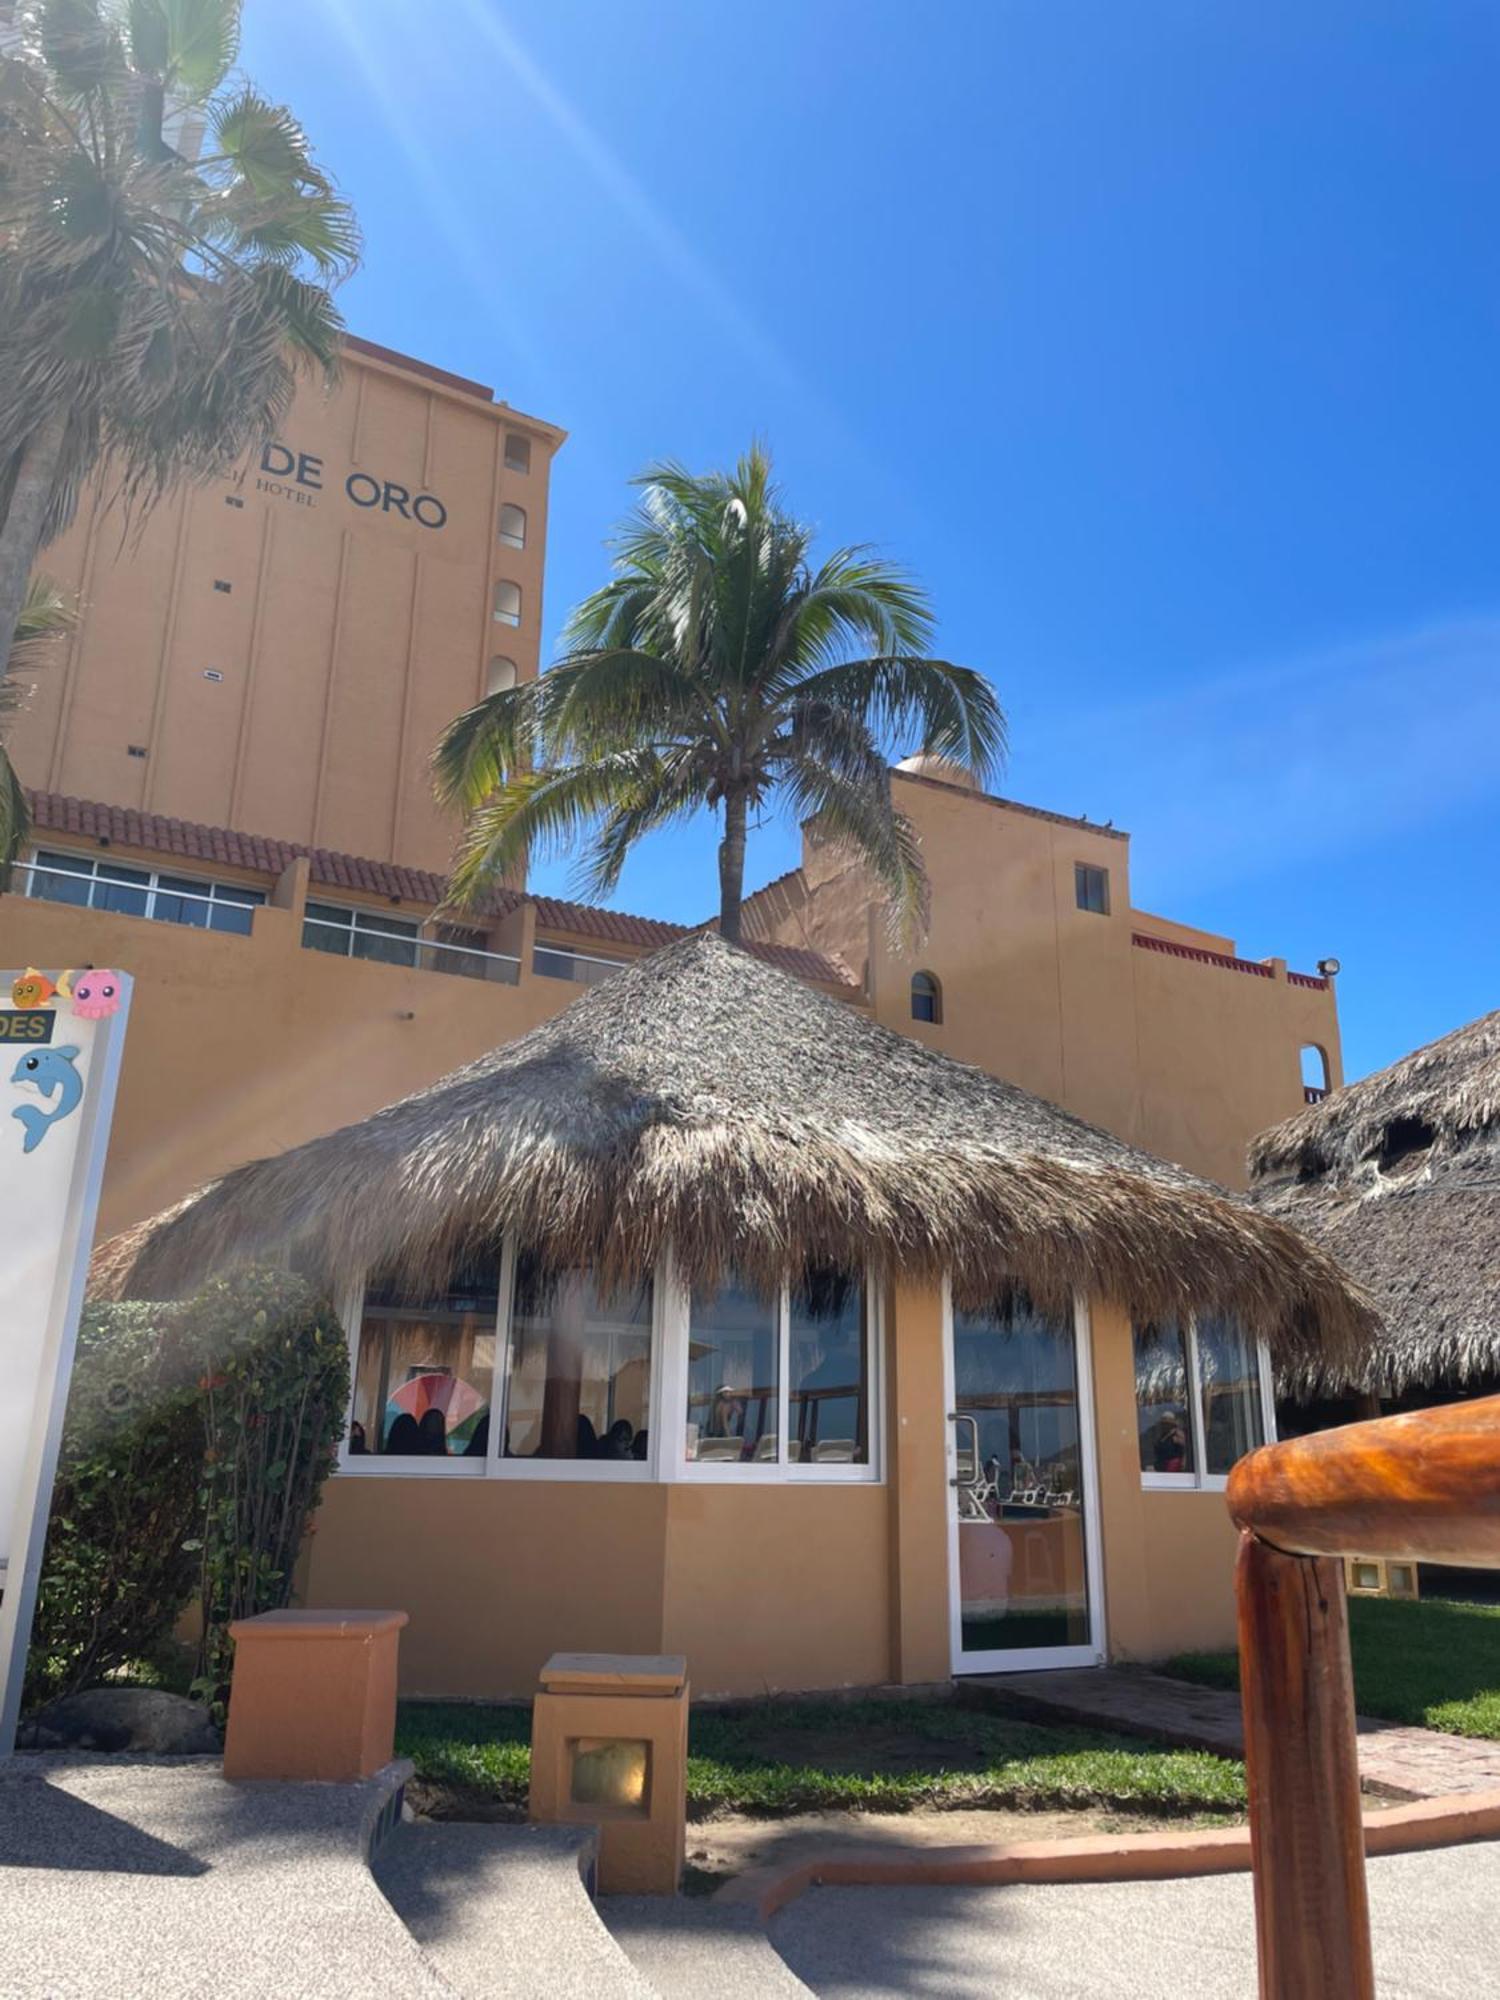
7, 341, 562, 875
745, 768, 1343, 1190
294, 1283, 1241, 1700
0, 892, 571, 1239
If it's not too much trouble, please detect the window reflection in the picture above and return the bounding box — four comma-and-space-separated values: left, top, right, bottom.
504, 1256, 652, 1461
687, 1281, 779, 1463
789, 1271, 868, 1463
1197, 1316, 1265, 1474
1133, 1322, 1195, 1475
352, 1261, 498, 1462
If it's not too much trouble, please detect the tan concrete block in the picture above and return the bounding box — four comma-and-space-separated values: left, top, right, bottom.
223, 1608, 408, 1783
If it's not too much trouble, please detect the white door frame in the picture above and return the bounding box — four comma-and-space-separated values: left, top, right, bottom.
941, 1281, 1107, 1675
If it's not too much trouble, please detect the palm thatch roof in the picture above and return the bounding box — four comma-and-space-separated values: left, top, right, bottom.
1251, 1009, 1500, 1395
98, 933, 1372, 1373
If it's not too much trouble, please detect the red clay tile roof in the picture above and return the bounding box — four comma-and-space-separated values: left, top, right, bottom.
24, 790, 859, 989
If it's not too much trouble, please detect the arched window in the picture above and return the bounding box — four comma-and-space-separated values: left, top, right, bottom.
1300, 1044, 1329, 1104
504, 433, 531, 474
911, 970, 942, 1025
486, 656, 518, 697
492, 580, 522, 627
498, 503, 526, 549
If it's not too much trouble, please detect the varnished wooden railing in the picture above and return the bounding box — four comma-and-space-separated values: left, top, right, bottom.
1226, 1396, 1500, 1999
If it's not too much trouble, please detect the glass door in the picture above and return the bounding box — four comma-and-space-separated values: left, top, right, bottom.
946, 1293, 1103, 1672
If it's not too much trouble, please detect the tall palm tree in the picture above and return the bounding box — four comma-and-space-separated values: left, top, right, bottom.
1, 572, 72, 880
436, 447, 1006, 943
0, 0, 359, 683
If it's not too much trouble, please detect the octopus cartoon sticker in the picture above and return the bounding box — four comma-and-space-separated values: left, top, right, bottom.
69, 971, 122, 1020
10, 1045, 83, 1154
10, 969, 56, 1009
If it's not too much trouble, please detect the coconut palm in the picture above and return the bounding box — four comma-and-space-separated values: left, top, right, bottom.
1, 572, 72, 878
435, 446, 1006, 942
0, 0, 359, 671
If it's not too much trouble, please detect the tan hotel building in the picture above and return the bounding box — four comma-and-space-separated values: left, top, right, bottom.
0, 333, 1345, 1689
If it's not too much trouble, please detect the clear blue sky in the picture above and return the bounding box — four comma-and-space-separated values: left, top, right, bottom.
241, 0, 1500, 1082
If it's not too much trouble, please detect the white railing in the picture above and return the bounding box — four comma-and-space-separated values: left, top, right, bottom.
12, 859, 259, 931
301, 916, 521, 985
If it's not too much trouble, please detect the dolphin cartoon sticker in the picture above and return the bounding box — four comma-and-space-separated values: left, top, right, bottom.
11, 1045, 83, 1154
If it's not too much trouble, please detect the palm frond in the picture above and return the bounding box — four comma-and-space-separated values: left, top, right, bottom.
432, 678, 545, 811
444, 751, 689, 912
782, 754, 930, 944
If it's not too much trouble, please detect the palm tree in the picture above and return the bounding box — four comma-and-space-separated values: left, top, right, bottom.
1, 572, 73, 880
0, 0, 359, 680
435, 446, 1006, 943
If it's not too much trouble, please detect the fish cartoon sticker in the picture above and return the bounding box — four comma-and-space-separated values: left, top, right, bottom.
11, 968, 55, 1009
11, 1045, 83, 1154
69, 970, 122, 1020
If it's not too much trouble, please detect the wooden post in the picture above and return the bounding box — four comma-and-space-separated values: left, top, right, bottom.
1236, 1531, 1373, 2000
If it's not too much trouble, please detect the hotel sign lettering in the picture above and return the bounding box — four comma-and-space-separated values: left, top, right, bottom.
252, 442, 449, 530
0, 1010, 56, 1045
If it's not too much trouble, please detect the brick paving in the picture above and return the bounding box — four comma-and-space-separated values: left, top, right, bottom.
966, 1667, 1500, 1800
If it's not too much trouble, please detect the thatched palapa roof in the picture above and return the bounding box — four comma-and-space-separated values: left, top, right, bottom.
100, 933, 1372, 1372
1251, 1009, 1500, 1394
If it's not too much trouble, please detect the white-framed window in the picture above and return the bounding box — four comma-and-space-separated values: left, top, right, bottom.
486, 655, 517, 697
911, 970, 942, 1024
302, 899, 422, 967
336, 1249, 881, 1486
504, 433, 531, 474
24, 849, 265, 934
1133, 1314, 1274, 1491
498, 503, 527, 549
493, 580, 522, 627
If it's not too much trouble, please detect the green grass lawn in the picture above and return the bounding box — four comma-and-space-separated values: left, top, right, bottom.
396, 1694, 1246, 1820
1167, 1596, 1500, 1740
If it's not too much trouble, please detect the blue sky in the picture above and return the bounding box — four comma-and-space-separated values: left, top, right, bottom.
241, 0, 1500, 1081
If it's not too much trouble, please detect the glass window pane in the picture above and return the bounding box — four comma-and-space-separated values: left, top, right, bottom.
351, 1260, 499, 1462
952, 1295, 1090, 1653
92, 865, 150, 917
686, 1279, 779, 1464
501, 1257, 652, 1462
789, 1272, 868, 1464
1197, 1316, 1265, 1475
208, 898, 257, 936
1133, 1322, 1195, 1475
152, 876, 211, 928
303, 917, 350, 954
29, 852, 93, 906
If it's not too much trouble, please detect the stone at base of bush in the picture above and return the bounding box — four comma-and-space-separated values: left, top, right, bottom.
20, 1687, 222, 1755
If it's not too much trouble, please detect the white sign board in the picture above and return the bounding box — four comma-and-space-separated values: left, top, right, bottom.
0, 968, 131, 1750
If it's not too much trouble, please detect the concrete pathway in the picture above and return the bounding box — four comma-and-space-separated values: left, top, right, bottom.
0, 1754, 449, 2000
601, 1895, 814, 1998
374, 1820, 655, 1999
769, 1836, 1500, 1998
970, 1667, 1500, 1799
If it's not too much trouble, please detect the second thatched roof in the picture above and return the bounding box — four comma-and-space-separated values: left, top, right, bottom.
1251, 1008, 1500, 1394
100, 932, 1372, 1374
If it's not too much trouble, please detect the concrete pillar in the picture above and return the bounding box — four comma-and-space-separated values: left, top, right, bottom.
884, 1279, 953, 1685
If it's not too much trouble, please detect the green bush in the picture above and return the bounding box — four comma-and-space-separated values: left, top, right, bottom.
187, 1271, 349, 1707
26, 1270, 349, 1717
24, 1302, 203, 1709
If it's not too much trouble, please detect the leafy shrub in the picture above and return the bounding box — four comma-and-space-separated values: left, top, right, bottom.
24, 1302, 203, 1709
26, 1270, 349, 1716
187, 1271, 349, 1706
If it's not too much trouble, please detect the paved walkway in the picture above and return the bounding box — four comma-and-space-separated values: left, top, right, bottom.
769, 1837, 1500, 1998
969, 1667, 1500, 1799
374, 1819, 654, 1999
0, 1754, 448, 2000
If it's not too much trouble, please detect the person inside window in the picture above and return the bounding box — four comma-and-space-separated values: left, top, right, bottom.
708, 1385, 748, 1438
1152, 1408, 1190, 1474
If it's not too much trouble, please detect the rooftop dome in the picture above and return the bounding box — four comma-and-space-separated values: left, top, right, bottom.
896, 752, 980, 791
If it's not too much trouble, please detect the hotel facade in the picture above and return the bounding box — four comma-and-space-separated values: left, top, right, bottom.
1, 335, 1345, 1694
